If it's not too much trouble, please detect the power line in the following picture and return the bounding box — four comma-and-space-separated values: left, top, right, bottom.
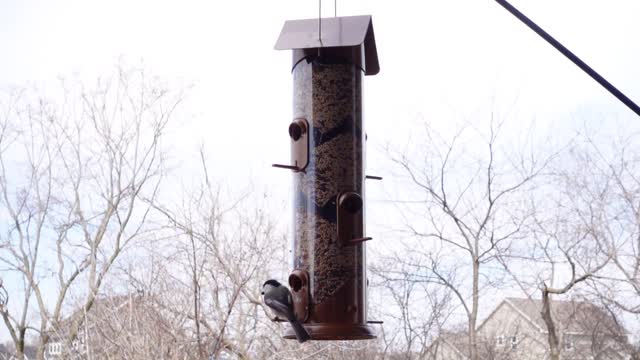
495, 0, 640, 117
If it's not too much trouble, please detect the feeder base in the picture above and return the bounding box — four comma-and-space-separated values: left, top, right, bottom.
283, 323, 376, 341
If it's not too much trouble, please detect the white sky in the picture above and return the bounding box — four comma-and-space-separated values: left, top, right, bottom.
1, 0, 639, 343
1, 0, 638, 184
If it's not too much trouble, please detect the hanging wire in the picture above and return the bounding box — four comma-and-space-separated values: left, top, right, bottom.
335, 0, 337, 17
318, 0, 322, 43
495, 0, 640, 117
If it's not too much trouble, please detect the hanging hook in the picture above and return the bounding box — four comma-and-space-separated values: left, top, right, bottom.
318, 0, 322, 45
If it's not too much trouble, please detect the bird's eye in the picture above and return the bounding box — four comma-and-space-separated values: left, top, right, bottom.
261, 291, 264, 295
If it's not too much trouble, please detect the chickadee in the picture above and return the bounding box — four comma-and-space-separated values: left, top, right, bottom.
262, 279, 310, 343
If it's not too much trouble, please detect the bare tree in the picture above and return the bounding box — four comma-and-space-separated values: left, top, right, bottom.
0, 65, 184, 359
497, 125, 639, 360
127, 149, 295, 359
572, 131, 640, 315
538, 252, 609, 360
371, 255, 453, 359
545, 128, 640, 359
386, 118, 552, 360
520, 199, 611, 360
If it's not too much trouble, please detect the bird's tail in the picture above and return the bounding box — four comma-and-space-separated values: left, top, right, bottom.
289, 319, 311, 343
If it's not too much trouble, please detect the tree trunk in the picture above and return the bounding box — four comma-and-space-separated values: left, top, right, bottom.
15, 331, 25, 360
36, 333, 49, 360
469, 258, 480, 360
541, 287, 560, 360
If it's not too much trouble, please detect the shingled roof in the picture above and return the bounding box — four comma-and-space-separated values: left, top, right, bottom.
503, 297, 625, 336
438, 298, 630, 359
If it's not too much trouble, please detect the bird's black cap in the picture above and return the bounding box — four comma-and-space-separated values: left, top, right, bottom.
263, 279, 282, 287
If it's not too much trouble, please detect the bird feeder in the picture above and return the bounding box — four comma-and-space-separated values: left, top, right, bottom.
273, 15, 379, 340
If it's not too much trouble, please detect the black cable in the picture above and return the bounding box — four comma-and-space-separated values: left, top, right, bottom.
495, 0, 640, 117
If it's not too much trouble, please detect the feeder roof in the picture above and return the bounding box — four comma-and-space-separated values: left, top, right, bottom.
274, 15, 379, 75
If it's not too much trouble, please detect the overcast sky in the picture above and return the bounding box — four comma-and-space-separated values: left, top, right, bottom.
1, 0, 638, 186
1, 0, 639, 342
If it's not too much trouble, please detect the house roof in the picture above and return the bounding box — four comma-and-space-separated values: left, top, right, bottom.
503, 297, 625, 336
440, 331, 469, 354
47, 292, 166, 340
0, 343, 37, 360
436, 298, 630, 359
437, 331, 495, 359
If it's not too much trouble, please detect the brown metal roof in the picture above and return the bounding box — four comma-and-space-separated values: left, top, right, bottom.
274, 15, 380, 75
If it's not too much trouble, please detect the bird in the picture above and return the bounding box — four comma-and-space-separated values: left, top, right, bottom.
262, 279, 310, 343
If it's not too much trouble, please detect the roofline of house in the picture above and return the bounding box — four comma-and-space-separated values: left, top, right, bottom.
476, 300, 506, 333
477, 298, 546, 334
47, 294, 139, 338
504, 298, 547, 333
478, 298, 631, 340
441, 338, 468, 359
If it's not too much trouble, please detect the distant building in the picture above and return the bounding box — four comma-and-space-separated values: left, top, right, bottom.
0, 343, 37, 360
43, 293, 184, 359
432, 297, 632, 359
